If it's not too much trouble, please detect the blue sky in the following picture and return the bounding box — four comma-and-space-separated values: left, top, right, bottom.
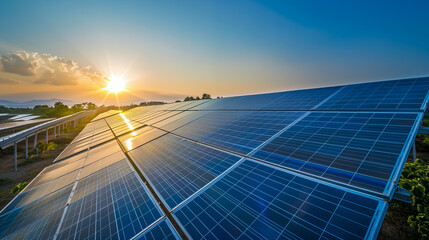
0, 0, 428, 103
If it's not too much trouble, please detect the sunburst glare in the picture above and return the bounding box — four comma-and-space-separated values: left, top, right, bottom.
105, 76, 126, 93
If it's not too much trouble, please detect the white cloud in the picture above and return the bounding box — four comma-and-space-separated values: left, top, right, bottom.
0, 50, 107, 85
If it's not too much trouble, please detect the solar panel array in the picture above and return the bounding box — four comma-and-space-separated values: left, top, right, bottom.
1, 77, 428, 240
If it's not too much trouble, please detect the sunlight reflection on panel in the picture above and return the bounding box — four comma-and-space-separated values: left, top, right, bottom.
125, 138, 133, 151
120, 112, 135, 131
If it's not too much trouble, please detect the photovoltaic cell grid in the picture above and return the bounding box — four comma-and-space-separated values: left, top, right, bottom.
316, 78, 429, 111
173, 160, 387, 240
168, 111, 305, 155
135, 218, 180, 240
57, 172, 163, 240
1, 77, 428, 240
0, 185, 73, 238
91, 110, 122, 121
1, 126, 165, 239
191, 87, 340, 110
128, 134, 243, 209
252, 112, 421, 196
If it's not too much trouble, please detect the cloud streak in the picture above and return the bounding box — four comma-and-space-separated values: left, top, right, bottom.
0, 50, 107, 85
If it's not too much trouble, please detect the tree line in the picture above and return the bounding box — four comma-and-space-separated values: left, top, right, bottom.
0, 102, 97, 118
182, 93, 212, 102
0, 93, 215, 119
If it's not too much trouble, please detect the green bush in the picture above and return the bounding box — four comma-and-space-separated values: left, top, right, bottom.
36, 142, 58, 154
10, 182, 28, 194
399, 158, 429, 238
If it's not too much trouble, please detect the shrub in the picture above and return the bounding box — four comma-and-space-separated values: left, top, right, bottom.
10, 182, 28, 194
399, 158, 429, 238
36, 142, 58, 154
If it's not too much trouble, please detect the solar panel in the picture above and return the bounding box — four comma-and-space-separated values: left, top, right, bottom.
57, 172, 163, 240
168, 111, 304, 155
127, 134, 242, 209
1, 77, 428, 239
173, 160, 386, 240
251, 112, 422, 197
135, 218, 181, 240
2, 209, 64, 240
0, 185, 73, 238
119, 127, 167, 151
192, 86, 340, 110
316, 77, 429, 111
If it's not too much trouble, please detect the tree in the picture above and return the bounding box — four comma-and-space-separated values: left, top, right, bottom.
33, 105, 50, 116
202, 93, 211, 99
81, 102, 96, 110
53, 101, 69, 116
184, 96, 195, 101
71, 104, 83, 112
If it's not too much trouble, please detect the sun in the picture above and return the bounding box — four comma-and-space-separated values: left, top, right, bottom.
105, 76, 126, 93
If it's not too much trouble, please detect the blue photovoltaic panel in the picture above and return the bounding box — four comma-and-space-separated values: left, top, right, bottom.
125, 111, 172, 125
136, 219, 180, 240
317, 77, 429, 111
2, 77, 427, 239
24, 167, 80, 191
141, 111, 185, 126
2, 208, 64, 240
128, 134, 242, 209
2, 170, 78, 213
252, 112, 421, 196
168, 111, 304, 155
260, 86, 340, 110
192, 86, 340, 110
71, 159, 134, 202
164, 99, 209, 110
0, 184, 73, 238
119, 127, 167, 152
153, 111, 207, 132
57, 172, 163, 240
173, 160, 387, 240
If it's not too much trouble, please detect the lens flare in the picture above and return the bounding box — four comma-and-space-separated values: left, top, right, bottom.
105, 76, 126, 93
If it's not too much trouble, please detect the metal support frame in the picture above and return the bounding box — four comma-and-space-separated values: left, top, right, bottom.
412, 142, 417, 162
25, 136, 28, 159
14, 142, 17, 172
393, 186, 412, 203
34, 133, 37, 148
0, 111, 95, 172
418, 126, 429, 134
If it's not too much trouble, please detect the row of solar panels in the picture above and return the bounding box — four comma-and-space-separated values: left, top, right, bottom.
1, 77, 428, 240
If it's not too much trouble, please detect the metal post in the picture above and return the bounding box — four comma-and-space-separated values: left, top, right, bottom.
34, 133, 37, 148
54, 125, 56, 139
25, 136, 28, 159
14, 142, 17, 172
413, 142, 416, 162
46, 128, 49, 144
34, 133, 38, 156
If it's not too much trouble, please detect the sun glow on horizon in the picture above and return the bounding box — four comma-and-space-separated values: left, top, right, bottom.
105, 76, 126, 93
